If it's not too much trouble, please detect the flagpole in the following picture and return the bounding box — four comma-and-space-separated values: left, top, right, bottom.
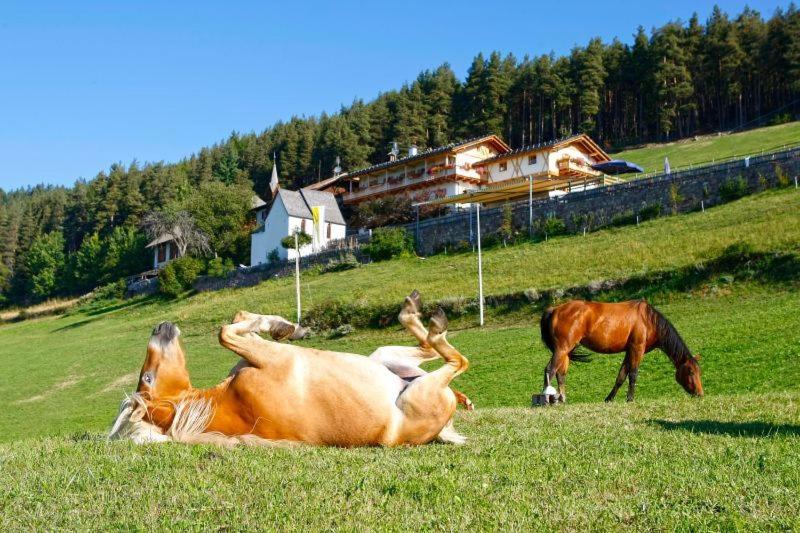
295, 232, 301, 323
476, 203, 484, 327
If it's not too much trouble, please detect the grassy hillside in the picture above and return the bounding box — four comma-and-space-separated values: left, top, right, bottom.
610, 121, 800, 173
0, 188, 798, 443
1, 188, 798, 529
2, 393, 798, 530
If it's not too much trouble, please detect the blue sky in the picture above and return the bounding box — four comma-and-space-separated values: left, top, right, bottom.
0, 1, 789, 189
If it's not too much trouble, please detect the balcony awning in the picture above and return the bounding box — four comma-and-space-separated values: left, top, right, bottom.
591, 159, 644, 175
419, 173, 621, 206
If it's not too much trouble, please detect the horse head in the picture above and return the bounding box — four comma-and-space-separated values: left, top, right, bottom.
136, 321, 192, 399
675, 355, 703, 397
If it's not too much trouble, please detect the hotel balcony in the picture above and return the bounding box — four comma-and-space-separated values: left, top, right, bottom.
557, 156, 602, 178
342, 166, 483, 203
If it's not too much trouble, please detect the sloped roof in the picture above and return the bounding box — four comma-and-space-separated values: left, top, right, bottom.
475, 133, 611, 165
341, 134, 511, 180
275, 188, 346, 225
251, 195, 267, 209
146, 232, 177, 248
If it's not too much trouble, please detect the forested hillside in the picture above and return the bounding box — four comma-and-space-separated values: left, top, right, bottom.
2, 5, 799, 306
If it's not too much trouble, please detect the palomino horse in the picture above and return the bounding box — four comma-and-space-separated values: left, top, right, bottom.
109, 291, 470, 447
539, 300, 703, 403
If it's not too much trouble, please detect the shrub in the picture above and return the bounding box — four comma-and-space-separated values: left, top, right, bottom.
774, 164, 790, 187
327, 324, 355, 339
267, 248, 281, 264
320, 253, 360, 273
541, 217, 566, 236
158, 257, 203, 298
206, 257, 235, 278
669, 183, 684, 214
92, 279, 127, 301
363, 228, 413, 261
639, 203, 662, 222
720, 176, 748, 201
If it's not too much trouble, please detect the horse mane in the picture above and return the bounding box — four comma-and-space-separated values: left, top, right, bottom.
646, 304, 693, 367
108, 392, 297, 448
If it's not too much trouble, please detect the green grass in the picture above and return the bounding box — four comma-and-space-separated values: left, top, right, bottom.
1, 188, 799, 529
610, 120, 800, 173
1, 393, 798, 530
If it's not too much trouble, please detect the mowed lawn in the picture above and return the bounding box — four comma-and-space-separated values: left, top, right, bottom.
0, 188, 798, 442
611, 120, 800, 173
1, 393, 798, 530
0, 189, 798, 529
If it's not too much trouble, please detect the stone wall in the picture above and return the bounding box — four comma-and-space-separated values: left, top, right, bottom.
193, 248, 369, 293
405, 147, 800, 256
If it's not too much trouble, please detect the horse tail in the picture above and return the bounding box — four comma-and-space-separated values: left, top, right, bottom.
646, 303, 693, 365
540, 307, 556, 353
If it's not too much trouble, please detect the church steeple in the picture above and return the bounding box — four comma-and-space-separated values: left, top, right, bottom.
269, 153, 280, 199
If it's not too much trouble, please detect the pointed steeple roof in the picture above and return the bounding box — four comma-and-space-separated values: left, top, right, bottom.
269, 161, 280, 196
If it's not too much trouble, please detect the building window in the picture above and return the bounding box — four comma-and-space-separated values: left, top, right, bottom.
260, 210, 267, 222
499, 162, 507, 171
327, 222, 332, 239
157, 243, 167, 263
528, 155, 537, 165
301, 219, 307, 233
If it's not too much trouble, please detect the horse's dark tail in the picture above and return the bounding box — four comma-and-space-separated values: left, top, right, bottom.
540, 307, 556, 353
540, 307, 592, 363
646, 303, 693, 366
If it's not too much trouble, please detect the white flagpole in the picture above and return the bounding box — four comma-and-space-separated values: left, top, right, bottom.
476, 203, 484, 327
295, 232, 301, 323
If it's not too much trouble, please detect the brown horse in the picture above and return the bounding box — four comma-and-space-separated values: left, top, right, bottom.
539, 300, 703, 403
109, 291, 470, 447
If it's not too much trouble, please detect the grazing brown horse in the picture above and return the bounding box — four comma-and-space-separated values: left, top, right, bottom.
539, 300, 703, 403
109, 291, 470, 447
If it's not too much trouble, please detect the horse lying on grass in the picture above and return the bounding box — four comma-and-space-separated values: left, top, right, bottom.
539, 299, 704, 403
109, 290, 471, 447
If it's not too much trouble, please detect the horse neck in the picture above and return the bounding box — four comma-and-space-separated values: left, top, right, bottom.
647, 305, 691, 368
146, 385, 226, 432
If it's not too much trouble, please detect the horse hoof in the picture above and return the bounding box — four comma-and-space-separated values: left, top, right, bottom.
428, 308, 448, 334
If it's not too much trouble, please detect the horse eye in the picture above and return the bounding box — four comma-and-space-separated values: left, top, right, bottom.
142, 372, 153, 384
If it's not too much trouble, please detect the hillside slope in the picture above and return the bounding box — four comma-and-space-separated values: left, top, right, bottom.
0, 188, 798, 442
610, 121, 800, 172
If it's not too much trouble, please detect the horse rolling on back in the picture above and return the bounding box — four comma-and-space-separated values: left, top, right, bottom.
539, 300, 703, 403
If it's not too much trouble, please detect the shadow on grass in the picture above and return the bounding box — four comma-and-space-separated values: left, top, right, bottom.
52, 298, 156, 332
650, 419, 800, 437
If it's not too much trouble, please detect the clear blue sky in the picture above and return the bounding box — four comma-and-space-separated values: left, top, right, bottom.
0, 0, 789, 190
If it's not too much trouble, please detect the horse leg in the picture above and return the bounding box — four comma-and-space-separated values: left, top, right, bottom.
391, 292, 474, 410
555, 354, 570, 403
394, 309, 470, 444
604, 357, 630, 402
218, 312, 303, 368
626, 344, 646, 402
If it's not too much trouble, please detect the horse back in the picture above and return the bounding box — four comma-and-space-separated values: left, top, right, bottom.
551, 300, 649, 353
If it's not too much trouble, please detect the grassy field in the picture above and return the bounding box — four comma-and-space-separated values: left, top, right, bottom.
1, 188, 798, 529
610, 120, 800, 173
1, 393, 798, 530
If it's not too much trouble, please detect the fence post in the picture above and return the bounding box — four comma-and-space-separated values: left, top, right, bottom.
415, 205, 420, 253
701, 200, 705, 212
528, 176, 533, 237
476, 204, 484, 327
294, 233, 301, 323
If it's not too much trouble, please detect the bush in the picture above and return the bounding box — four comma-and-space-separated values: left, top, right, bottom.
327, 324, 355, 339
363, 228, 413, 261
92, 279, 127, 301
267, 248, 281, 264
320, 253, 360, 273
206, 257, 235, 278
541, 217, 566, 236
720, 176, 748, 201
158, 257, 203, 298
774, 164, 790, 187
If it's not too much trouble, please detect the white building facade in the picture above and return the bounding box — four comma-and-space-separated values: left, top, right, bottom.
250, 188, 347, 265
